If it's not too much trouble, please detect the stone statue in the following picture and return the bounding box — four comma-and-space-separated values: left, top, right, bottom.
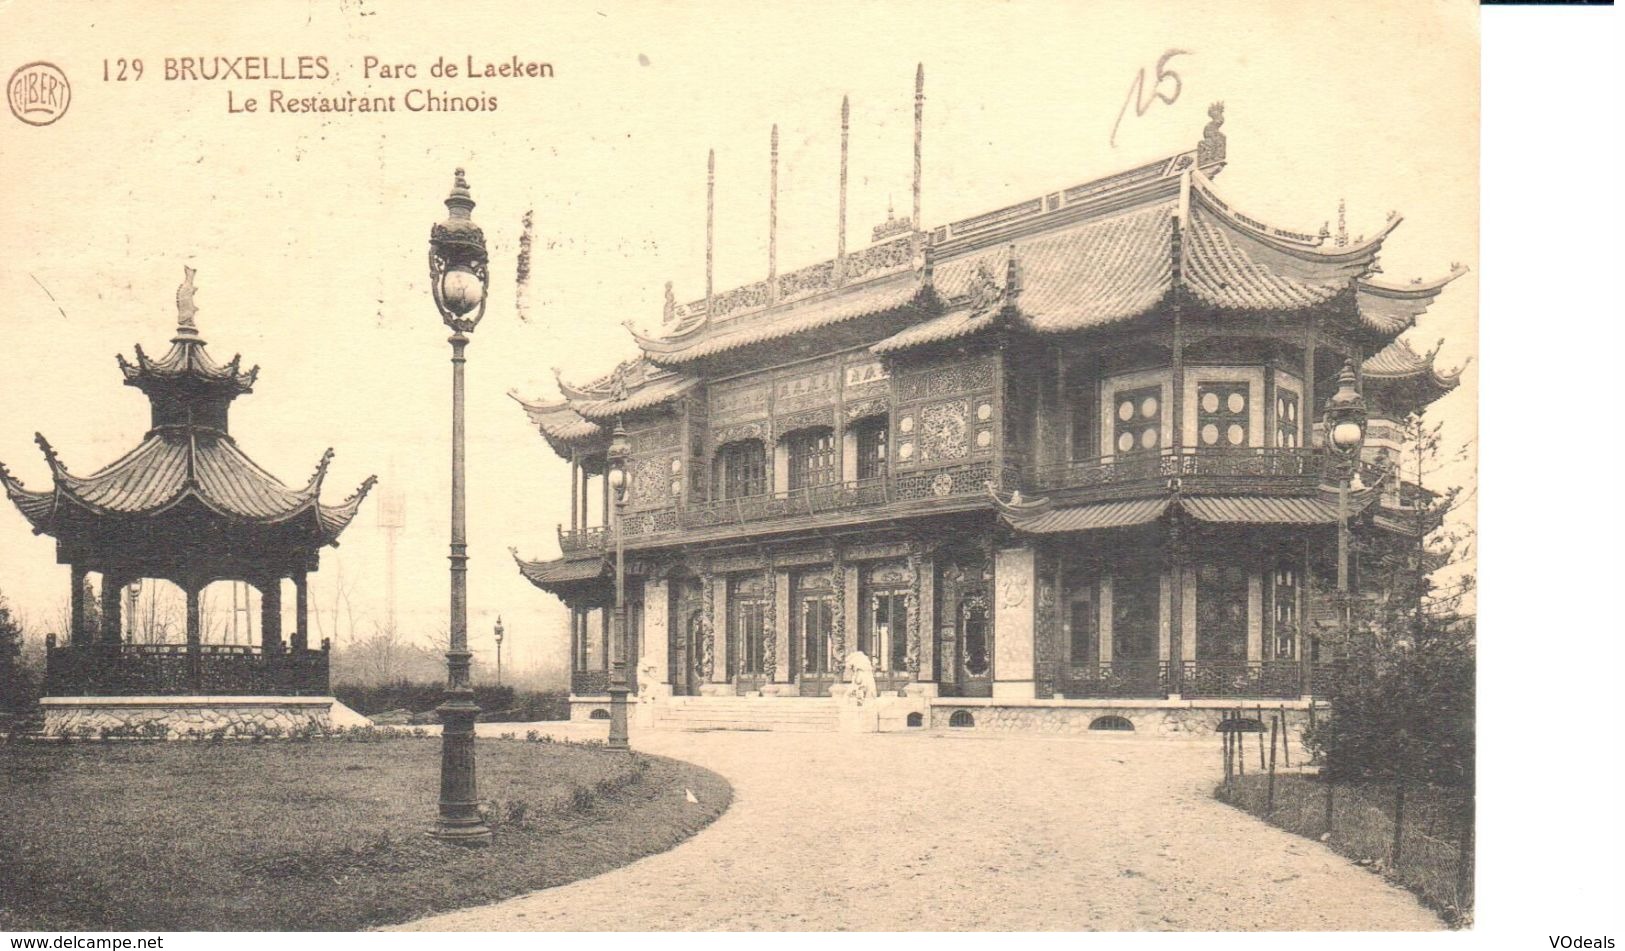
176, 266, 199, 329
842, 650, 876, 706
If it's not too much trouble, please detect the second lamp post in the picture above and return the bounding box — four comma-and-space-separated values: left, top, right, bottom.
606, 420, 631, 750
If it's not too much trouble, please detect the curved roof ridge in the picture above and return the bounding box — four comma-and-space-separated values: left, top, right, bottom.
1358, 263, 1469, 297
1189, 170, 1398, 264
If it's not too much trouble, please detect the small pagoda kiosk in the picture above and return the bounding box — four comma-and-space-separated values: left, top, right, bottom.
0, 269, 375, 736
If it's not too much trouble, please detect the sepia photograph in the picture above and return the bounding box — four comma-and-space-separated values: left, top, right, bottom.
0, 0, 1611, 943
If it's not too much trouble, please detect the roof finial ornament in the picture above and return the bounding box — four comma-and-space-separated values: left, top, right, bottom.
662, 280, 676, 325
1005, 243, 1020, 299
1198, 101, 1226, 165
33, 433, 63, 473
705, 148, 715, 315
836, 94, 850, 285
913, 62, 924, 234
768, 124, 779, 302
176, 266, 199, 333
1336, 198, 1348, 248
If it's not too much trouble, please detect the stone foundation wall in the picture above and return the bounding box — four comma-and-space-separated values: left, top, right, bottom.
928, 701, 1315, 746
41, 698, 334, 739
569, 697, 612, 722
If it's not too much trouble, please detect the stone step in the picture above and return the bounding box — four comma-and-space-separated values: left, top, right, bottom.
652, 697, 839, 733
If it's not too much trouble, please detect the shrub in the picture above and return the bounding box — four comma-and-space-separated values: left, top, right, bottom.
332, 680, 568, 722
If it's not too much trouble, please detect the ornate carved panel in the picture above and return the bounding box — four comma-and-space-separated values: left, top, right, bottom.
841, 237, 914, 283
708, 550, 767, 574
846, 539, 913, 563
845, 397, 890, 423
777, 408, 836, 437
777, 543, 836, 569
843, 357, 889, 392
865, 561, 912, 587
711, 420, 771, 449
917, 399, 970, 464
773, 363, 839, 415
896, 357, 995, 401
629, 453, 682, 510
710, 380, 769, 424
629, 422, 681, 454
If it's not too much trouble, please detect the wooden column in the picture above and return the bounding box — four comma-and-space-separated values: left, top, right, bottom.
99, 574, 123, 645
260, 578, 283, 652
601, 604, 611, 674
69, 565, 88, 646
569, 452, 580, 532
292, 572, 309, 651
1169, 516, 1186, 697
1304, 319, 1318, 444
185, 584, 202, 691
600, 469, 610, 531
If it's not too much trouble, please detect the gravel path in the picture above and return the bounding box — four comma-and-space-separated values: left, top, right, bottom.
396, 729, 1440, 931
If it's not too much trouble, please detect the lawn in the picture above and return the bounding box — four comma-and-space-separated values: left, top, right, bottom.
1215, 772, 1472, 927
0, 733, 731, 931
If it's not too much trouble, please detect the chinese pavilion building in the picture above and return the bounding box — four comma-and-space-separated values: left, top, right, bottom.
513, 85, 1464, 735
0, 269, 376, 736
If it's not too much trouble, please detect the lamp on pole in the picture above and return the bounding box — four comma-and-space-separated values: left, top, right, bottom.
428, 167, 492, 844
1323, 361, 1368, 648
493, 615, 505, 687
605, 419, 631, 751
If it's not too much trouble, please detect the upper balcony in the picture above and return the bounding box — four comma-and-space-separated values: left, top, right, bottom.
557, 446, 1339, 554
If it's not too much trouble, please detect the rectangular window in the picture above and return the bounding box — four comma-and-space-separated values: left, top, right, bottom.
1068, 596, 1098, 666
1196, 563, 1249, 662
1270, 563, 1299, 660
733, 598, 766, 675
1111, 569, 1160, 661
1112, 385, 1163, 454
1275, 389, 1301, 448
718, 441, 766, 499
860, 590, 909, 673
787, 429, 837, 490
1197, 382, 1251, 449
855, 420, 888, 481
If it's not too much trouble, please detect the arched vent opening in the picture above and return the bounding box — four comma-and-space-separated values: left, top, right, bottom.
948, 709, 975, 729
1089, 715, 1135, 732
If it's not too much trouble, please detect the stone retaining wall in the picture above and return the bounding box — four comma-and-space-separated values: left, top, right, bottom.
928, 701, 1316, 746
41, 697, 334, 738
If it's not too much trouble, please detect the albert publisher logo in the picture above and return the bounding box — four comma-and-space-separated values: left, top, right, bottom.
8, 61, 72, 126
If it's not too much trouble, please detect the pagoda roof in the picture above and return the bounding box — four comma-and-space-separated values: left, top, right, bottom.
552, 358, 701, 420
631, 267, 932, 367
1360, 336, 1466, 413
117, 268, 260, 396
509, 392, 604, 460
994, 483, 1390, 534
512, 549, 609, 595
1, 430, 374, 546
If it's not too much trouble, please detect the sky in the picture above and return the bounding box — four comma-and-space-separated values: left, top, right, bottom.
0, 0, 1478, 684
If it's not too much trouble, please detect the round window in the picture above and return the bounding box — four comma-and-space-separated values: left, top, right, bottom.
1140, 428, 1159, 450
899, 442, 914, 460
1140, 396, 1159, 419
1227, 424, 1246, 445
1202, 423, 1219, 445
1201, 392, 1220, 413
1117, 432, 1134, 453
1118, 400, 1134, 422
1227, 392, 1246, 414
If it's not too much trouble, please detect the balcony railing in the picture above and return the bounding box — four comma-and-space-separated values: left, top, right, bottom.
1178, 660, 1304, 699
1030, 447, 1325, 493
44, 642, 330, 697
562, 459, 1015, 550
558, 447, 1339, 553
1056, 660, 1170, 698
571, 670, 609, 696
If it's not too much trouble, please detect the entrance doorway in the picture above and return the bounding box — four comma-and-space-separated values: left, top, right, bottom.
668, 579, 706, 696
938, 553, 993, 698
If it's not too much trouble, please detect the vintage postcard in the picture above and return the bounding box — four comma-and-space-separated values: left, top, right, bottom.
0, 0, 1508, 939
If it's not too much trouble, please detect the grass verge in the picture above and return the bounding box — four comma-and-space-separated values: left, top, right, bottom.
1215, 772, 1472, 928
0, 735, 731, 931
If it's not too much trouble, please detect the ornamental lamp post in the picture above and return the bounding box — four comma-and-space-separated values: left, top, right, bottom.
429, 168, 492, 845
493, 615, 505, 687
1323, 361, 1368, 650
605, 419, 631, 751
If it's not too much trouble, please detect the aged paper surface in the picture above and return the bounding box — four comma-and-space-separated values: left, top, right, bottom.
1, 0, 1485, 936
